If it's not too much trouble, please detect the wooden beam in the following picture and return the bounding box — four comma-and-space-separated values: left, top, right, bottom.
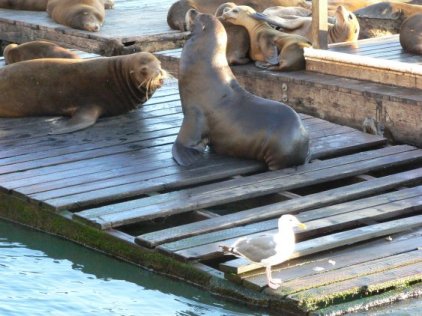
311, 0, 328, 49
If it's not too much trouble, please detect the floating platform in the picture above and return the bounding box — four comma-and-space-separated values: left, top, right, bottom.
157, 34, 422, 148
1, 53, 422, 315
0, 0, 188, 55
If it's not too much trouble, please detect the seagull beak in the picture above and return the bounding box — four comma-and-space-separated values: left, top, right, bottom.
298, 223, 307, 230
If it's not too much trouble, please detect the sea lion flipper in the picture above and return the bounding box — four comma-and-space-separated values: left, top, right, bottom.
172, 114, 207, 166
172, 140, 204, 166
49, 105, 102, 134
251, 12, 304, 31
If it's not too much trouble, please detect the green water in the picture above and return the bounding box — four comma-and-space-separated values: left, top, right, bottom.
0, 220, 265, 316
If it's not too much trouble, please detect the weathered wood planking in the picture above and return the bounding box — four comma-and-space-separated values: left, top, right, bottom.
0, 0, 188, 54
76, 145, 420, 230
0, 70, 387, 213
234, 227, 422, 289
157, 184, 422, 256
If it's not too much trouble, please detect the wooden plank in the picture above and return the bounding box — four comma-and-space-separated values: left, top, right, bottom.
280, 250, 422, 302
6, 127, 385, 208
170, 197, 422, 261
157, 185, 422, 254
78, 146, 421, 230
0, 144, 174, 184
79, 146, 412, 228
176, 214, 422, 263
250, 250, 422, 294
0, 134, 177, 175
136, 166, 422, 249
240, 228, 422, 289
41, 157, 264, 211
288, 261, 422, 311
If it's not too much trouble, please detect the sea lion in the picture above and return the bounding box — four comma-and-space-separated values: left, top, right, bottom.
0, 0, 114, 10
354, 1, 422, 20
400, 13, 422, 54
173, 10, 310, 170
167, 0, 312, 31
0, 52, 166, 134
263, 6, 312, 17
214, 2, 250, 65
47, 0, 105, 32
253, 5, 360, 44
3, 41, 79, 65
222, 5, 311, 71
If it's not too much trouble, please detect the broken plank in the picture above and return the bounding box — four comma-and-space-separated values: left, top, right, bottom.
175, 214, 422, 265
136, 167, 422, 250
157, 187, 422, 254
170, 199, 422, 261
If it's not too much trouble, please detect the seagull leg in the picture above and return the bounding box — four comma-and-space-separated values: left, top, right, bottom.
266, 266, 281, 289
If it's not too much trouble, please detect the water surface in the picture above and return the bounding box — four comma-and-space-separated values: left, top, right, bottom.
0, 220, 265, 316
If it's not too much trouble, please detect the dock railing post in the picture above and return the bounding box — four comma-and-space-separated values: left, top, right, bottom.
311, 0, 328, 49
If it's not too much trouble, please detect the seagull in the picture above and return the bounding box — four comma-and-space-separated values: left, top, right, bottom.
220, 214, 306, 289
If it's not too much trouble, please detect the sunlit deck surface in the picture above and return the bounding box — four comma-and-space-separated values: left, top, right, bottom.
1, 50, 422, 314
0, 0, 188, 54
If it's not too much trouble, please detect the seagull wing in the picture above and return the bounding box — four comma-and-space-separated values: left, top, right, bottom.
234, 234, 277, 263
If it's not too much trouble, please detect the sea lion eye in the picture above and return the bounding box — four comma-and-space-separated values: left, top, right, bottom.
83, 11, 88, 15
348, 14, 353, 20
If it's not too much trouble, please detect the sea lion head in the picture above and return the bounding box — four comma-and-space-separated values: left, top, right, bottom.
333, 5, 360, 41
3, 43, 19, 65
187, 11, 228, 57
215, 2, 237, 17
221, 5, 256, 26
168, 0, 197, 31
70, 6, 104, 32
127, 52, 168, 98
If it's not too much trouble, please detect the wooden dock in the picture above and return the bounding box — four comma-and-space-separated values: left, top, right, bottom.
1, 51, 421, 314
0, 0, 188, 54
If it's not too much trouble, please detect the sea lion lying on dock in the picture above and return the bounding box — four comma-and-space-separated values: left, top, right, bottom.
0, 0, 114, 10
222, 5, 311, 71
3, 41, 79, 65
173, 10, 310, 169
0, 52, 166, 134
354, 1, 422, 20
400, 13, 422, 54
47, 0, 105, 32
167, 0, 312, 31
253, 5, 360, 44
